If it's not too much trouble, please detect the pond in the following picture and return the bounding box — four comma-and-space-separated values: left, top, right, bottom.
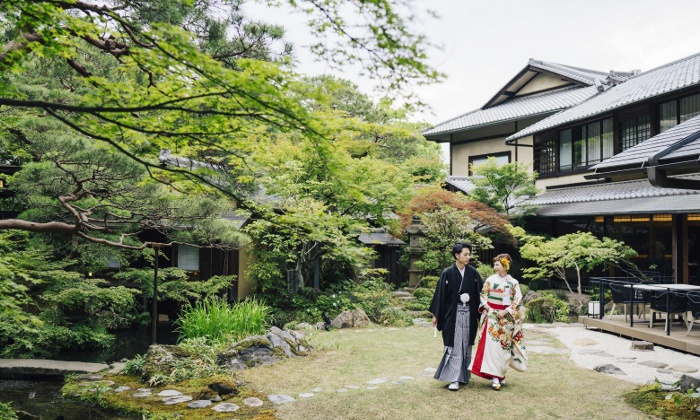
0, 325, 178, 419
0, 379, 134, 419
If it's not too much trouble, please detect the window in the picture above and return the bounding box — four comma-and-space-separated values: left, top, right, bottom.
620, 114, 650, 151
558, 118, 613, 172
659, 93, 700, 132
177, 245, 200, 271
468, 152, 510, 175
535, 140, 555, 175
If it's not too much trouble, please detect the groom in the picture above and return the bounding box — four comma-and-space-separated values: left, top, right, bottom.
429, 242, 483, 390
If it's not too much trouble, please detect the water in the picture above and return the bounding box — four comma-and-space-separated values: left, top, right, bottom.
0, 379, 133, 419
1, 325, 178, 419
54, 324, 179, 363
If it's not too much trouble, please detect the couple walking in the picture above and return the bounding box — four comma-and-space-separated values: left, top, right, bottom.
428, 242, 527, 391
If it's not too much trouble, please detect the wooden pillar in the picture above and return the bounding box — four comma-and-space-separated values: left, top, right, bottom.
673, 215, 688, 284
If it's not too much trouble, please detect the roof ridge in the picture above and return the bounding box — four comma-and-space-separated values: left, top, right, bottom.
529, 59, 607, 83
422, 107, 481, 133
628, 50, 700, 80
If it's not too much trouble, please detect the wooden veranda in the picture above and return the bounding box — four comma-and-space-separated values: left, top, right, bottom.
580, 314, 700, 356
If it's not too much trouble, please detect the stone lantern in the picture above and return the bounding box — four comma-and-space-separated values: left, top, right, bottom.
404, 215, 426, 287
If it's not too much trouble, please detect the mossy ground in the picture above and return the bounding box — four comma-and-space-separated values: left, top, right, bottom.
625, 383, 700, 419
62, 373, 276, 419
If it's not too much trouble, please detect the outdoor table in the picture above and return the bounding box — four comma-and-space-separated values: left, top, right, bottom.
632, 284, 700, 335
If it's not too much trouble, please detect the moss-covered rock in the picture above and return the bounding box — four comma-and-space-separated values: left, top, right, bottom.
140, 344, 194, 383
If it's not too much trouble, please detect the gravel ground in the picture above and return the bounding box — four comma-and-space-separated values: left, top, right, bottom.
525, 323, 700, 385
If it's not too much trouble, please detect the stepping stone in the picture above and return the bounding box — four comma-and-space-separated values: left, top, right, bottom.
268, 394, 296, 404
163, 396, 193, 405
335, 389, 349, 393
573, 338, 598, 346
398, 376, 414, 380
158, 390, 183, 397
391, 380, 405, 384
367, 386, 378, 390
616, 357, 637, 363
578, 349, 604, 354
638, 361, 668, 369
212, 403, 240, 413
114, 386, 131, 393
387, 328, 399, 331
243, 397, 264, 407
630, 341, 654, 351
137, 388, 153, 392
367, 378, 390, 385
298, 393, 314, 398
418, 373, 433, 377
187, 400, 212, 409
132, 391, 152, 398
657, 368, 673, 374
344, 385, 360, 389
527, 346, 569, 355
670, 365, 699, 373
311, 388, 323, 393
423, 367, 437, 373
594, 364, 626, 375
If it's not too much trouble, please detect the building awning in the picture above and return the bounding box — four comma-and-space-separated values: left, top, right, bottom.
358, 229, 405, 245
529, 175, 700, 217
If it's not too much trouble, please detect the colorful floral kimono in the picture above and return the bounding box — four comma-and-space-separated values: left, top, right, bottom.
470, 273, 527, 380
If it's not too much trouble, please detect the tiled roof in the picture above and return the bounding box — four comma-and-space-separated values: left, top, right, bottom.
423, 86, 597, 137
358, 229, 405, 245
527, 59, 612, 86
507, 52, 700, 141
444, 176, 478, 194
529, 175, 700, 216
592, 114, 700, 173
530, 175, 700, 206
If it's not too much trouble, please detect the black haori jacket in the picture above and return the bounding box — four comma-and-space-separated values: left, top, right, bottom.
429, 263, 483, 347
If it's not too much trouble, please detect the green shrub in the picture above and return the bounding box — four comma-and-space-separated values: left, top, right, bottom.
477, 263, 494, 281
418, 275, 439, 289
376, 308, 414, 327
353, 280, 394, 322
519, 284, 529, 295
0, 401, 18, 420
174, 296, 270, 343
412, 287, 433, 300
525, 295, 569, 323
121, 354, 146, 376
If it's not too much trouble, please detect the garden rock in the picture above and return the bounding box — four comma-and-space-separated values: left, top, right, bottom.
679, 374, 700, 392
268, 394, 295, 404
187, 400, 212, 409
163, 395, 193, 405
208, 380, 237, 396
522, 291, 541, 305
630, 341, 654, 351
671, 365, 699, 374
243, 397, 264, 407
330, 308, 370, 329
594, 364, 626, 375
212, 403, 240, 412
217, 327, 313, 370
141, 345, 194, 383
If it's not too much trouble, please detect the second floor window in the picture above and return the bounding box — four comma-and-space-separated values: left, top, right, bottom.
621, 114, 650, 151
559, 118, 613, 172
659, 93, 700, 133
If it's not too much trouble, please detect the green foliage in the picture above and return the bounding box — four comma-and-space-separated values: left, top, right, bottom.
121, 354, 146, 377
626, 380, 700, 419
0, 401, 18, 420
510, 225, 638, 306
418, 275, 438, 289
174, 296, 270, 344
477, 263, 494, 281
519, 284, 530, 295
525, 294, 569, 323
469, 158, 539, 218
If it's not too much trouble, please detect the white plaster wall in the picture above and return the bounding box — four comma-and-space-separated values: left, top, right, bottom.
516, 73, 570, 96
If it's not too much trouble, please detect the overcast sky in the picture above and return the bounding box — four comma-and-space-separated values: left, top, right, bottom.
245, 0, 700, 126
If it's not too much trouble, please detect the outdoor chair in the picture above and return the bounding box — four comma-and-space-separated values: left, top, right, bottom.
608, 283, 648, 322
649, 290, 687, 330
685, 291, 700, 335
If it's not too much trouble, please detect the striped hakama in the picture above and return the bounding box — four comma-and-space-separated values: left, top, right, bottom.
434, 304, 471, 383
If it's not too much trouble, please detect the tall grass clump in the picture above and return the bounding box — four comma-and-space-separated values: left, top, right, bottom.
174, 296, 270, 344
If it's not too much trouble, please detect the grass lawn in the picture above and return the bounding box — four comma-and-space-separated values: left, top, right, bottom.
236, 326, 653, 420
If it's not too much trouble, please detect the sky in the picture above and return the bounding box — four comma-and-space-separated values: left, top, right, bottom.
243, 0, 700, 128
